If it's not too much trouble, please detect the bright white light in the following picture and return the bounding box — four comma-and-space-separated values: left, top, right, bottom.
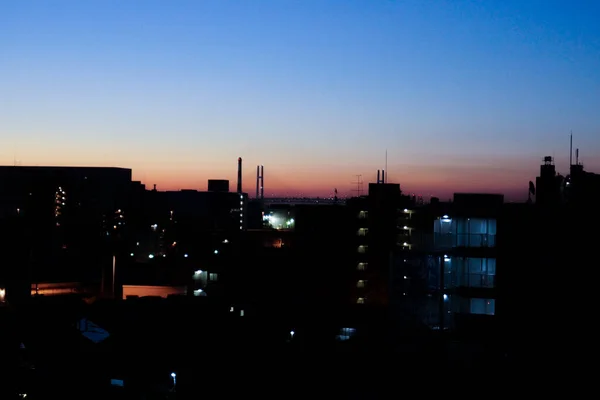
171, 372, 176, 378
403, 226, 408, 229
214, 250, 219, 254
184, 254, 188, 258
442, 215, 448, 219
194, 270, 203, 275
403, 276, 407, 279
290, 330, 295, 337
223, 239, 229, 243
443, 294, 448, 300
148, 254, 154, 259
403, 242, 408, 246
404, 209, 408, 212
130, 253, 134, 257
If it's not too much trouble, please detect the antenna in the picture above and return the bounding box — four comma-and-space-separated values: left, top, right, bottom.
385, 149, 388, 183
569, 131, 573, 166
256, 165, 260, 199
351, 175, 363, 196
260, 165, 264, 199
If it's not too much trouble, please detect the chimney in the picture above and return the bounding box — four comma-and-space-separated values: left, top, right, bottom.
377, 170, 380, 184
237, 157, 243, 193
260, 165, 264, 199
381, 170, 385, 184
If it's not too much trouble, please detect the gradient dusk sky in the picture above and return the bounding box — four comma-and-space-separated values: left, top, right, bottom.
2, 0, 599, 200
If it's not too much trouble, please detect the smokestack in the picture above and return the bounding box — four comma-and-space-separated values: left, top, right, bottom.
377, 170, 380, 184
260, 165, 264, 199
381, 170, 385, 184
237, 157, 242, 193
576, 149, 579, 165
256, 165, 260, 199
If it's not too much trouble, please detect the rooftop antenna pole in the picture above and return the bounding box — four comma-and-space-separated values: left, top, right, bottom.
569, 131, 573, 166
260, 165, 264, 199
385, 149, 388, 183
256, 165, 260, 199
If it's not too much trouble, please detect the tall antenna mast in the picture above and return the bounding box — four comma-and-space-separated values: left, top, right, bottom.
569, 131, 573, 166
385, 149, 388, 183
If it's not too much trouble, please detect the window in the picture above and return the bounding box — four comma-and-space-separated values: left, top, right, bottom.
357, 262, 368, 271
357, 297, 365, 304
464, 258, 496, 288
358, 211, 368, 219
469, 298, 495, 315
455, 218, 497, 247
433, 218, 454, 250
336, 327, 357, 341
357, 228, 368, 236
358, 245, 368, 254
209, 273, 218, 281
357, 280, 366, 288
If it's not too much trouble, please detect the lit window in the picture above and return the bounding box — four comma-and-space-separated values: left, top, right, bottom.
357, 297, 365, 304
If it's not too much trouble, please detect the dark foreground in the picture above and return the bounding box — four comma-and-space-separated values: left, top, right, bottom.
2, 296, 518, 399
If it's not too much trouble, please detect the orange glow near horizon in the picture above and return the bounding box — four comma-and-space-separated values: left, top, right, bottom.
132, 158, 539, 201
4, 151, 579, 202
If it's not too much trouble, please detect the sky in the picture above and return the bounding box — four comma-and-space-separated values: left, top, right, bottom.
1, 0, 599, 200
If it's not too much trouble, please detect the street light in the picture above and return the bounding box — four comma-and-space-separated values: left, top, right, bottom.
170, 372, 177, 387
